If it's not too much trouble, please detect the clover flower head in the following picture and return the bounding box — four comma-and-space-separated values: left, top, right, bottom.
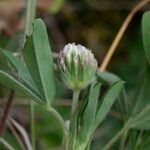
55, 43, 97, 90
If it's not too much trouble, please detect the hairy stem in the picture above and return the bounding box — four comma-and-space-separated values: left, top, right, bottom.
71, 90, 80, 117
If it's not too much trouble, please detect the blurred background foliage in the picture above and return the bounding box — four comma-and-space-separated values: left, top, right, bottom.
0, 0, 150, 149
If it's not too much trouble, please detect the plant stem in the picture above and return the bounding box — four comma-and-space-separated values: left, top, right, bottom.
64, 134, 69, 150
71, 90, 80, 117
30, 101, 35, 150
25, 0, 37, 36
25, 0, 37, 149
0, 90, 15, 135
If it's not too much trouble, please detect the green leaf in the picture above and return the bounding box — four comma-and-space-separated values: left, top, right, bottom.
0, 49, 11, 72
79, 82, 101, 140
0, 48, 38, 92
93, 81, 124, 131
23, 18, 55, 105
0, 70, 44, 105
96, 71, 128, 119
23, 36, 44, 99
142, 11, 150, 66
96, 71, 121, 86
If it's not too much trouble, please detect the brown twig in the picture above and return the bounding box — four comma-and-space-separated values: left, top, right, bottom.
99, 0, 150, 72
0, 90, 15, 135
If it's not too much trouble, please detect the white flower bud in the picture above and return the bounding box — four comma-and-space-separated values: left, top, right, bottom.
55, 43, 97, 90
